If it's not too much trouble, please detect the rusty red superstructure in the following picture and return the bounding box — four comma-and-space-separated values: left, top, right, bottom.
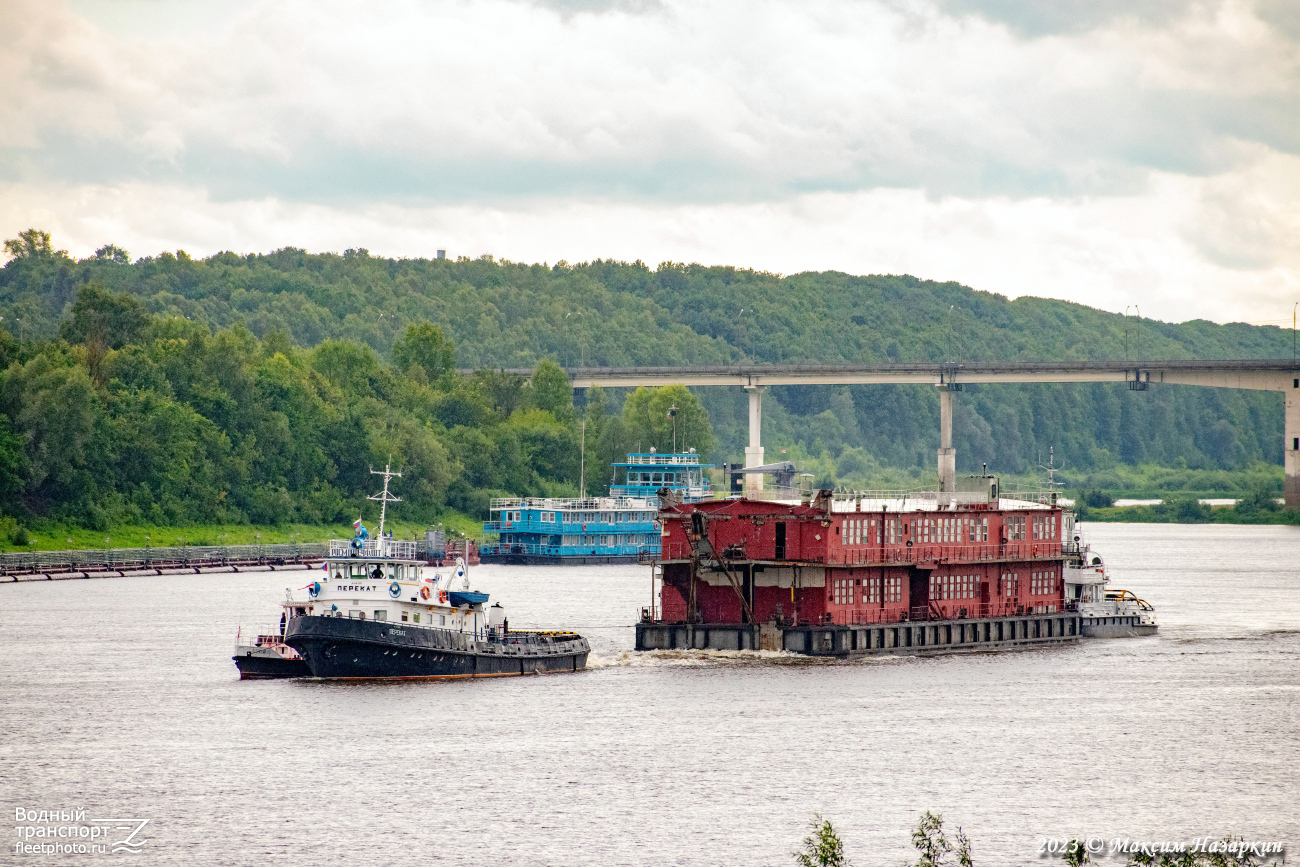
638, 490, 1080, 656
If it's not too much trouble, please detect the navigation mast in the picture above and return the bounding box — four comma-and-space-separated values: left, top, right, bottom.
368, 461, 402, 537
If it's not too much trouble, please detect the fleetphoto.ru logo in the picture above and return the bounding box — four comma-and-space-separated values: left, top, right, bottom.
13, 808, 151, 856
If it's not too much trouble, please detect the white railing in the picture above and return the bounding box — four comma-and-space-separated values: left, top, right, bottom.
620, 454, 706, 466
489, 495, 659, 512
328, 538, 418, 560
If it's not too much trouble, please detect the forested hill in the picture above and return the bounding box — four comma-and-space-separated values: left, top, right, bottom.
1, 232, 1295, 524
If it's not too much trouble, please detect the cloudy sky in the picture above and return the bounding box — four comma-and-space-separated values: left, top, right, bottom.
2, 0, 1298, 324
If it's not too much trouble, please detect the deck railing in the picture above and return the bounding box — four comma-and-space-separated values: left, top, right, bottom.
328, 538, 417, 560
489, 495, 658, 512
650, 541, 1064, 564
482, 541, 659, 557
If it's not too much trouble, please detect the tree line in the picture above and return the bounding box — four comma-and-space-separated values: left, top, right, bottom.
0, 232, 713, 527
2, 229, 1293, 524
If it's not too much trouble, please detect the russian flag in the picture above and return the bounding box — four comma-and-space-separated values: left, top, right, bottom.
353, 517, 363, 530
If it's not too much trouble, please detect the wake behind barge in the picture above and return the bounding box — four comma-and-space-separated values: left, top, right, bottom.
636, 482, 1155, 657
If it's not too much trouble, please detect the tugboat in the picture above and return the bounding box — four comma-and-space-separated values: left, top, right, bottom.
1062, 526, 1158, 637
281, 464, 590, 679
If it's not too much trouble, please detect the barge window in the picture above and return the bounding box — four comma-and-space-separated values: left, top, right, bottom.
413, 613, 420, 623
374, 610, 386, 621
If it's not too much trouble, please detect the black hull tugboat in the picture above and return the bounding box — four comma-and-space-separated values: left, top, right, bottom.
270, 463, 588, 679
286, 616, 588, 678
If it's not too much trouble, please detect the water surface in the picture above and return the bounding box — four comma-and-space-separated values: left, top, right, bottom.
2, 523, 1297, 865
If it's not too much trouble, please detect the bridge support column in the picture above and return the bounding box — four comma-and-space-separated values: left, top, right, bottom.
1288, 380, 1299, 508
938, 386, 956, 495
745, 386, 765, 493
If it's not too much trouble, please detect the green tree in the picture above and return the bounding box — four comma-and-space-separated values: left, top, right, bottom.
910, 811, 973, 867
0, 352, 98, 503
528, 359, 573, 419
622, 384, 714, 456
0, 414, 26, 501
392, 321, 455, 386
3, 229, 60, 260
59, 285, 149, 350
793, 814, 847, 867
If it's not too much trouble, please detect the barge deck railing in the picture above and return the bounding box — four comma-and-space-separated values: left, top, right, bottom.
650, 541, 1065, 564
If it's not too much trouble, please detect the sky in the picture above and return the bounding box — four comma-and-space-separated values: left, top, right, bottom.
1, 0, 1298, 325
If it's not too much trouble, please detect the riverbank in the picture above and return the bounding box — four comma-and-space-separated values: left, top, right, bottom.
0, 514, 483, 554
1079, 500, 1300, 524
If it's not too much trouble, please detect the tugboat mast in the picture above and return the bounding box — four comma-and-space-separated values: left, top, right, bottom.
368, 461, 402, 537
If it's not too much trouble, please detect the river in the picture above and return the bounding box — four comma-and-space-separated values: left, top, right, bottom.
2, 523, 1297, 865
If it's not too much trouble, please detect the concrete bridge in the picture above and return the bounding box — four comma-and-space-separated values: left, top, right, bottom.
520, 360, 1300, 507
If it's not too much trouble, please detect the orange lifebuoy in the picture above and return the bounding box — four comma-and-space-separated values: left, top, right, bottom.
420, 586, 431, 600
438, 589, 448, 604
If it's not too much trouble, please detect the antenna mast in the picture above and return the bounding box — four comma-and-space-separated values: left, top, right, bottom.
369, 461, 402, 537
1040, 446, 1064, 492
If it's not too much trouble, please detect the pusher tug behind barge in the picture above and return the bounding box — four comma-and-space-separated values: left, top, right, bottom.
636, 478, 1156, 657
241, 464, 589, 679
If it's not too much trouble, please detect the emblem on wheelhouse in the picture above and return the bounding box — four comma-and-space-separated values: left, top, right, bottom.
237, 462, 590, 680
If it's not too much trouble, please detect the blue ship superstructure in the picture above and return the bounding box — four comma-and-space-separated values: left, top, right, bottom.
480, 450, 714, 565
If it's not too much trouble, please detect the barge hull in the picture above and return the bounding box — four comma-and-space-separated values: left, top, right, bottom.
636, 613, 1082, 657
1080, 615, 1156, 638
285, 616, 588, 678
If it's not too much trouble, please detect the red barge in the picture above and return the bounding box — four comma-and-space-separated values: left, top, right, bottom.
636, 481, 1151, 656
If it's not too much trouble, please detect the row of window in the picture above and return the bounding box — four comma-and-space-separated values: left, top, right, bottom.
346, 609, 452, 627
847, 514, 1051, 546
830, 575, 904, 605
915, 517, 991, 544
1032, 515, 1058, 540
558, 534, 655, 546
524, 511, 656, 524
329, 563, 413, 581
1029, 571, 1059, 595
930, 573, 980, 601
843, 517, 881, 546
999, 571, 1060, 596
625, 471, 694, 484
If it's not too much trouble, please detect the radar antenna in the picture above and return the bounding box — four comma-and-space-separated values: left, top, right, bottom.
1040, 446, 1065, 491
368, 460, 402, 537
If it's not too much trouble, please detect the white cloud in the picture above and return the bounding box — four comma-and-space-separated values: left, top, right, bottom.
1, 0, 1298, 326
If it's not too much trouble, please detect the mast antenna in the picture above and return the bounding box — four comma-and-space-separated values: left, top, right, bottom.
1039, 446, 1065, 491
369, 459, 402, 537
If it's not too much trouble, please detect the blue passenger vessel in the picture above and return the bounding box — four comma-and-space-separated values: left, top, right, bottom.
480, 450, 714, 565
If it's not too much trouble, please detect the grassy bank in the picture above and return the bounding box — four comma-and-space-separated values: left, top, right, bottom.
0, 513, 484, 553
1078, 501, 1300, 525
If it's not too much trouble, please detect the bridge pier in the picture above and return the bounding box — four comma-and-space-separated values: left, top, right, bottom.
938, 386, 956, 495
745, 385, 765, 493
1288, 379, 1299, 508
